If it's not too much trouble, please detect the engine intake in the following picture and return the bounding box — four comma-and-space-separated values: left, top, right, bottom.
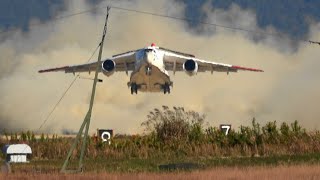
102, 59, 115, 76
183, 59, 198, 76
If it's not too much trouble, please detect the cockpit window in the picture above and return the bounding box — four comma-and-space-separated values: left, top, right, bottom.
145, 49, 153, 52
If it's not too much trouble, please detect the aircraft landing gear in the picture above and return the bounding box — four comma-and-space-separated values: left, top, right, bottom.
130, 83, 138, 94
145, 66, 152, 76
163, 83, 170, 94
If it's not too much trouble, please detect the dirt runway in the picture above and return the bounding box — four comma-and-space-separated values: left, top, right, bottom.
1, 165, 320, 180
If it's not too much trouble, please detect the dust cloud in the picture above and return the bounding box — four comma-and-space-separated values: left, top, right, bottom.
0, 0, 319, 134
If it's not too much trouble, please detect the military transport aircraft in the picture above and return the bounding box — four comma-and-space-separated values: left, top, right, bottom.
39, 43, 263, 94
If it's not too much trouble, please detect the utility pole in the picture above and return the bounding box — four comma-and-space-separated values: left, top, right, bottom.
60, 6, 111, 173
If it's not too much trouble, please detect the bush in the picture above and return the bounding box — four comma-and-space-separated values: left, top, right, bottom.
141, 106, 206, 145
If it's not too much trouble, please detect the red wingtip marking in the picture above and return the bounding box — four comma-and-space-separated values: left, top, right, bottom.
231, 65, 264, 72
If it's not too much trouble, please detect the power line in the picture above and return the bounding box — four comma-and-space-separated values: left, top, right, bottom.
112, 6, 284, 40
38, 74, 79, 130
38, 44, 100, 131
110, 5, 317, 44
309, 40, 320, 45
1, 3, 318, 45
0, 7, 101, 35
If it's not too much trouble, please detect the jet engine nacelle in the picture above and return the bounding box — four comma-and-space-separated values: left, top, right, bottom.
183, 59, 198, 76
102, 59, 116, 76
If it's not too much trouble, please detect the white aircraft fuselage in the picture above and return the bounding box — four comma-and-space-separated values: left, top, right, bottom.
129, 47, 171, 93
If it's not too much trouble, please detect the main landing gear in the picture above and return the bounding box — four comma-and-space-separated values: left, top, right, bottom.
163, 83, 171, 94
130, 83, 138, 94
128, 82, 173, 94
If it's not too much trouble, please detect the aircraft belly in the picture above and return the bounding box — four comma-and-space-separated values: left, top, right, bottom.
130, 65, 170, 92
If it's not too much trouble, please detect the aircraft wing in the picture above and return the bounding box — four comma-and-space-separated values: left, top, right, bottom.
38, 50, 138, 74
161, 48, 263, 74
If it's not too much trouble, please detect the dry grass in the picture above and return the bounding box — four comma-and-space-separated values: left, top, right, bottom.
1, 165, 320, 180
1, 111, 320, 160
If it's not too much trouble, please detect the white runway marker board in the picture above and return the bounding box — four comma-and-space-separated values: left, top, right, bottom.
220, 124, 231, 135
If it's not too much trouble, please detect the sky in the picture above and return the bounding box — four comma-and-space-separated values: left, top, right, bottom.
0, 0, 320, 134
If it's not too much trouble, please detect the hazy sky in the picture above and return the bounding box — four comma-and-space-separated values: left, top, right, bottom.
0, 0, 320, 134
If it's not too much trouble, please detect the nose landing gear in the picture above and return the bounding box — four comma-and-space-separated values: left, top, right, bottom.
145, 66, 152, 76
